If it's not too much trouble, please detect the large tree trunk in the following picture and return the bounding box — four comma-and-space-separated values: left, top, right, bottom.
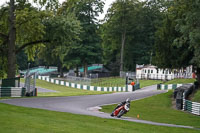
7, 0, 16, 78
75, 66, 79, 77
196, 67, 200, 88
58, 63, 64, 78
120, 30, 126, 72
84, 62, 88, 77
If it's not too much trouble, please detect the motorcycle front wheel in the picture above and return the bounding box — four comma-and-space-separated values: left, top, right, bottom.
117, 109, 126, 118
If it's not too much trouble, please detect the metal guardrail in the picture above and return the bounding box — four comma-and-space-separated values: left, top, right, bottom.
0, 87, 26, 97
171, 85, 200, 116
183, 99, 200, 115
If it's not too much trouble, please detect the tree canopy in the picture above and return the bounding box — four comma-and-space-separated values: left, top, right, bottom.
101, 0, 162, 74
1, 0, 200, 84
153, 0, 200, 82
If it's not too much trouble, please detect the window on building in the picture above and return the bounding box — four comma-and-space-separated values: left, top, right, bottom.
148, 70, 150, 73
163, 70, 164, 74
145, 70, 146, 73
151, 70, 153, 73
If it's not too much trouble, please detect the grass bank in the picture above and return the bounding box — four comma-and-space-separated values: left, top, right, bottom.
20, 78, 196, 97
101, 91, 200, 128
164, 78, 196, 84
21, 79, 110, 97
139, 80, 162, 88
192, 89, 200, 103
0, 103, 199, 133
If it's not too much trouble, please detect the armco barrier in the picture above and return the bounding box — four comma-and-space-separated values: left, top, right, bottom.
157, 84, 185, 90
158, 83, 200, 115
37, 76, 140, 92
0, 87, 26, 97
183, 99, 200, 115
183, 93, 200, 115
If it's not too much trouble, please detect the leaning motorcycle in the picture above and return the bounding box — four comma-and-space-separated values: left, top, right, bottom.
110, 102, 130, 118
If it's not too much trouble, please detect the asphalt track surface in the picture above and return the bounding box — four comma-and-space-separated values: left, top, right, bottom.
0, 85, 199, 130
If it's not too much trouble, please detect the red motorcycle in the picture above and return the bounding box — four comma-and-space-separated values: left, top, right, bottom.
111, 102, 130, 118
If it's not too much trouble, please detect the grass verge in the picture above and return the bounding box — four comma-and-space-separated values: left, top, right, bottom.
192, 89, 200, 103
139, 80, 162, 88
21, 79, 110, 97
164, 78, 196, 84
0, 102, 199, 133
101, 91, 200, 128
19, 78, 195, 97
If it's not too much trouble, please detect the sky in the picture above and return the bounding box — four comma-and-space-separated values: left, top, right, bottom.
0, 0, 116, 20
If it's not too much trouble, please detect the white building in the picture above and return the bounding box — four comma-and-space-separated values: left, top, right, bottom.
136, 64, 174, 80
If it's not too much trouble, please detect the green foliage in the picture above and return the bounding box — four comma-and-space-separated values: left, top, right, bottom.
0, 0, 60, 78
0, 6, 9, 78
16, 7, 48, 61
64, 0, 104, 72
173, 0, 200, 68
154, 0, 200, 68
153, 0, 200, 84
39, 12, 82, 72
101, 0, 163, 73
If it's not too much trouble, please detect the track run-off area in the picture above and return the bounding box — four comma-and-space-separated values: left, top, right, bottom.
0, 85, 199, 130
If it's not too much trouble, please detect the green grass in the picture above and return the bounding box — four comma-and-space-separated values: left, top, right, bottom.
20, 78, 196, 97
91, 77, 126, 87
164, 78, 196, 84
91, 77, 162, 88
0, 103, 199, 133
101, 91, 200, 128
192, 89, 200, 103
21, 79, 110, 97
139, 80, 163, 88
90, 77, 195, 88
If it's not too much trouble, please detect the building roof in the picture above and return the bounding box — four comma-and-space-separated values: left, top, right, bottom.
79, 65, 103, 72
136, 64, 157, 69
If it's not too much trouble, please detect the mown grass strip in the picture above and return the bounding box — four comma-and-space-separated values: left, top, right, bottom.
192, 89, 200, 103
101, 91, 200, 128
0, 103, 199, 133
164, 78, 196, 84
139, 80, 162, 88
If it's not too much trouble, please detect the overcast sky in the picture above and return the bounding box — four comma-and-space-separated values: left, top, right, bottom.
0, 0, 115, 20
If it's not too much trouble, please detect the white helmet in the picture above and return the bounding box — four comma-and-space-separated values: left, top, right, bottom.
126, 98, 130, 103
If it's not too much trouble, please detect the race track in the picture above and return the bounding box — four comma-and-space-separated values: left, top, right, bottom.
0, 85, 197, 129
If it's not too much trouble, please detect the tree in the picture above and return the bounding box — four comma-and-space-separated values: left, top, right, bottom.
101, 0, 162, 74
0, 0, 58, 78
39, 13, 82, 77
153, 0, 200, 84
63, 0, 104, 77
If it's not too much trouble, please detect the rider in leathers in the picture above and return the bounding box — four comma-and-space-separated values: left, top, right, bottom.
111, 98, 130, 117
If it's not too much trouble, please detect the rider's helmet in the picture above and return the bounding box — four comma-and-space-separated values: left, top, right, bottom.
126, 98, 130, 103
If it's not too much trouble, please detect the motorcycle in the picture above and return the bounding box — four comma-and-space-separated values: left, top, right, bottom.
110, 102, 130, 118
